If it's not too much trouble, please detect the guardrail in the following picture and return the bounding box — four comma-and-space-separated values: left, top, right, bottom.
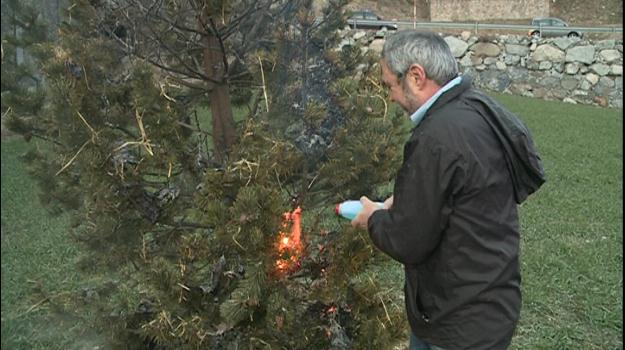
391, 21, 623, 34
348, 19, 399, 29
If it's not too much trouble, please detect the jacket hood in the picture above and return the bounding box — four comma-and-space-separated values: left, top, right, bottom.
432, 75, 546, 203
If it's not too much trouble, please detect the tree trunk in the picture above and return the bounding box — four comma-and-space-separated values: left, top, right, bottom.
201, 17, 236, 164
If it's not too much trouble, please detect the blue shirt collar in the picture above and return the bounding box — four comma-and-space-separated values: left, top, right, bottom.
409, 76, 463, 126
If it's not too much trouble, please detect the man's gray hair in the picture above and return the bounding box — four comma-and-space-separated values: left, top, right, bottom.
382, 30, 458, 86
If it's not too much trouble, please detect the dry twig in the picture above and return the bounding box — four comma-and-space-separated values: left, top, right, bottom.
379, 295, 394, 326
16, 291, 71, 318
55, 140, 90, 176
258, 56, 270, 112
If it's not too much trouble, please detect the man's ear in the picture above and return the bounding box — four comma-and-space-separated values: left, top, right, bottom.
408, 64, 426, 88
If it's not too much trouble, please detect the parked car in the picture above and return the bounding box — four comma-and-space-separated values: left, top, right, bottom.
528, 17, 582, 38
347, 10, 398, 31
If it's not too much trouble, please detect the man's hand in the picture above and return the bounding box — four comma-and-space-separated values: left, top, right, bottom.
383, 195, 394, 209
351, 196, 383, 229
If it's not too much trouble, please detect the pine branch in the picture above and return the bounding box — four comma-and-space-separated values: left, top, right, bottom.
167, 76, 210, 92
237, 0, 275, 53
144, 25, 218, 84
105, 8, 219, 85
104, 121, 139, 139
177, 120, 212, 136
30, 132, 66, 147
208, 17, 229, 76
158, 220, 214, 231
129, 0, 204, 37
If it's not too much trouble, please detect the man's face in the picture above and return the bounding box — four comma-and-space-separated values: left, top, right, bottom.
380, 59, 420, 115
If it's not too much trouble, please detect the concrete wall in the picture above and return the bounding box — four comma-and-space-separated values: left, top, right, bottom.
430, 0, 549, 21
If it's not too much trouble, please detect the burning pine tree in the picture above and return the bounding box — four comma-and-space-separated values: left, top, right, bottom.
3, 0, 409, 348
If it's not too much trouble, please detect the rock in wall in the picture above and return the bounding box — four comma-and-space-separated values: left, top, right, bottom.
342, 29, 623, 108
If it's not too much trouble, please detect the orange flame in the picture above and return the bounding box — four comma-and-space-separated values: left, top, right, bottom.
276, 206, 303, 275
283, 206, 302, 248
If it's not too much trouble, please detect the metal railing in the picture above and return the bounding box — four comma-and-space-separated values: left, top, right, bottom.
391, 21, 623, 34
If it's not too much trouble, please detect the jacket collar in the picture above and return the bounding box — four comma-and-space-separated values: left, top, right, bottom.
426, 74, 473, 117
409, 76, 463, 126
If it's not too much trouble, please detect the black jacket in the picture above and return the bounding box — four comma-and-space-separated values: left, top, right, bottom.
368, 76, 545, 349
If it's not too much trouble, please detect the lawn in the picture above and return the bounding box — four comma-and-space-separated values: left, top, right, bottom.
1, 93, 622, 349
1, 139, 106, 349
493, 93, 623, 350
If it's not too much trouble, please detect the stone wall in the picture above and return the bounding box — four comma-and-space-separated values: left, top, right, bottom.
338, 29, 623, 108
444, 33, 623, 108
430, 0, 549, 21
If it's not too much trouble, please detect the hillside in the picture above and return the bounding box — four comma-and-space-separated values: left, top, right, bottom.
347, 0, 623, 25
550, 0, 622, 25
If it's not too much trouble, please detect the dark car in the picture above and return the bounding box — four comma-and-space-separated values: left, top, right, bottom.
528, 17, 582, 38
347, 10, 398, 31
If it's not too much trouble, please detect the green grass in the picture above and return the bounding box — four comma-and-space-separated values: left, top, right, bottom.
1, 93, 623, 349
491, 93, 623, 349
1, 139, 105, 349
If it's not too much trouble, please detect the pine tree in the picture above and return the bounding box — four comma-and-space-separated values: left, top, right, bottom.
3, 0, 410, 348
2, 0, 50, 137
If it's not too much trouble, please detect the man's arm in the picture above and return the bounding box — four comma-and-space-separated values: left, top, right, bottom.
363, 136, 465, 265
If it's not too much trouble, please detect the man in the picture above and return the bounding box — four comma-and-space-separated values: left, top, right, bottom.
351, 30, 546, 349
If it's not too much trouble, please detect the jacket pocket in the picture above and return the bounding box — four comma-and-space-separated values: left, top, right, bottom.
405, 266, 432, 325
416, 264, 445, 324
